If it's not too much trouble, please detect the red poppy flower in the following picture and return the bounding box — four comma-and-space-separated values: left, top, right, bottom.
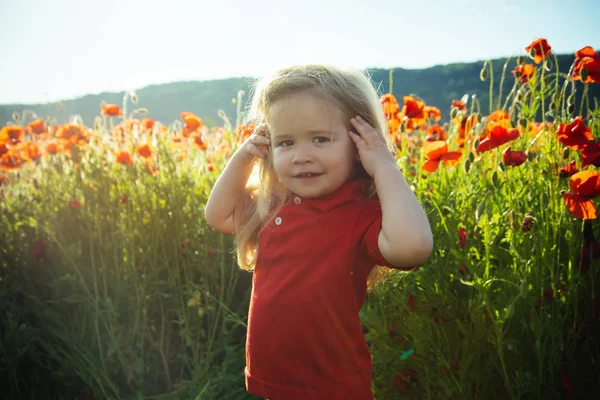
69, 199, 82, 209
402, 96, 425, 120
557, 117, 593, 150
426, 125, 447, 141
573, 46, 600, 84
116, 151, 133, 165
194, 135, 208, 150
488, 110, 509, 122
559, 161, 579, 177
101, 103, 122, 117
0, 126, 24, 145
502, 146, 527, 167
0, 152, 26, 171
458, 115, 478, 147
451, 100, 466, 111
141, 118, 155, 130
235, 123, 257, 143
45, 142, 60, 154
136, 144, 152, 158
181, 112, 202, 131
458, 264, 469, 278
476, 126, 520, 153
424, 106, 441, 122
581, 142, 600, 168
380, 93, 400, 115
421, 141, 462, 172
407, 294, 416, 310
458, 227, 467, 249
525, 38, 552, 64
562, 170, 600, 219
512, 64, 535, 84
25, 119, 46, 134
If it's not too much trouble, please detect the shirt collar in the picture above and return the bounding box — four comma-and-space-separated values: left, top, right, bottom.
293, 178, 370, 213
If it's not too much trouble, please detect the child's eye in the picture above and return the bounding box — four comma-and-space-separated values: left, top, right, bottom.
278, 140, 293, 147
314, 136, 330, 144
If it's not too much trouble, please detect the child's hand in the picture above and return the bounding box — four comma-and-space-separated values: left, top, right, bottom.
239, 123, 271, 162
349, 115, 396, 177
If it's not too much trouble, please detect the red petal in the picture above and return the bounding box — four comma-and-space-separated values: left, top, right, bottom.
563, 192, 598, 219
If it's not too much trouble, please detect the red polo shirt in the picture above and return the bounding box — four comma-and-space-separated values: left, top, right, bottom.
244, 178, 416, 400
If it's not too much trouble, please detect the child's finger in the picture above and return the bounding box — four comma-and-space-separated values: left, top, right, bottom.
253, 123, 269, 136
251, 135, 271, 146
248, 144, 266, 158
348, 130, 365, 146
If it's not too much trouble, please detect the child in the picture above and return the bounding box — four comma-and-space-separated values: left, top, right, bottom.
205, 64, 433, 400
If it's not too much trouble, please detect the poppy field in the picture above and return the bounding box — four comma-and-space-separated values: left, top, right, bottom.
1, 38, 600, 399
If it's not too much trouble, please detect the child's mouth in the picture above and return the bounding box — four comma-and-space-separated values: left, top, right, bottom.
295, 173, 322, 179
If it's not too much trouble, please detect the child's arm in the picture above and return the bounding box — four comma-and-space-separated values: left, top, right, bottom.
349, 116, 434, 267
205, 125, 270, 233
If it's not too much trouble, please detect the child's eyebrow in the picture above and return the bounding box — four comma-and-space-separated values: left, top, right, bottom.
272, 130, 340, 140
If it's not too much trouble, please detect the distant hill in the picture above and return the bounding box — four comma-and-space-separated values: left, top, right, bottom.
1, 54, 598, 128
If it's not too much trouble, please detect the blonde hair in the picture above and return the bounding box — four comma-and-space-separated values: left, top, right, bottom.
234, 64, 396, 292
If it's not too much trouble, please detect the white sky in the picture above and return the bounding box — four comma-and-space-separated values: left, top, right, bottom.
1, 0, 599, 104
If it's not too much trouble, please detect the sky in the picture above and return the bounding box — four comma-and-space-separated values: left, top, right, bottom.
1, 0, 599, 105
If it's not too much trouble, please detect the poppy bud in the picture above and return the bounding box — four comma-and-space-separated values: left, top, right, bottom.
400, 123, 406, 133
517, 56, 525, 65
522, 213, 535, 232
498, 162, 505, 171
506, 303, 515, 319
480, 68, 488, 81
529, 47, 537, 59
519, 280, 528, 298
12, 112, 20, 122
476, 201, 486, 220
468, 152, 475, 163
568, 104, 575, 114
130, 91, 138, 104
519, 118, 528, 128
544, 60, 553, 71
135, 108, 148, 115
559, 189, 566, 196
567, 94, 575, 107
562, 148, 570, 159
465, 159, 471, 173
492, 171, 499, 186
542, 192, 550, 206
527, 151, 535, 162
94, 116, 102, 131
548, 101, 555, 111
474, 138, 480, 148
450, 107, 458, 119
581, 67, 589, 82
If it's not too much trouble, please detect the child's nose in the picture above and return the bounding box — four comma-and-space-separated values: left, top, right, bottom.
292, 144, 313, 164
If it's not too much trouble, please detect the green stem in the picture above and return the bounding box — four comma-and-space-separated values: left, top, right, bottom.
497, 57, 511, 110
489, 61, 495, 114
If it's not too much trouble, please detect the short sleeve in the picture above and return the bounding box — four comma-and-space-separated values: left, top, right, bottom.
357, 200, 419, 271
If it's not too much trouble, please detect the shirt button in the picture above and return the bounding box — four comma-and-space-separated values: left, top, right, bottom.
294, 197, 302, 205
275, 217, 282, 225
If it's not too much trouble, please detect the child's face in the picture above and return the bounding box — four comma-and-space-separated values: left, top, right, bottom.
267, 90, 359, 199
